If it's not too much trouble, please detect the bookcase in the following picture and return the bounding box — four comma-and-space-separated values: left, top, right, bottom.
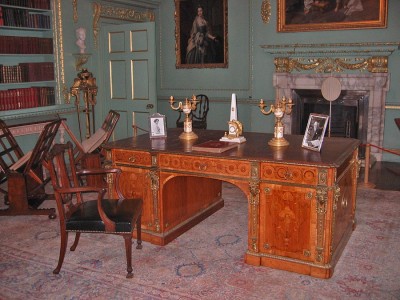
0, 0, 62, 114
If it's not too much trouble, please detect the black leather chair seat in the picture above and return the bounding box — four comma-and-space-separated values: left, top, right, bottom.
66, 198, 143, 233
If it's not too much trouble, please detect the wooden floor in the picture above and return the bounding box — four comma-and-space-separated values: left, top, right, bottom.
359, 161, 400, 191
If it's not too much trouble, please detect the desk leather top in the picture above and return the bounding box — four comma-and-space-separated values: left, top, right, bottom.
104, 128, 360, 168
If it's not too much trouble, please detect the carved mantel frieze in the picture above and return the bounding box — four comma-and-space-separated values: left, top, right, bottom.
261, 42, 400, 73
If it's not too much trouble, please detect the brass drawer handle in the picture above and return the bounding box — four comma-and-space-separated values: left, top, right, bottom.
284, 170, 293, 180
198, 163, 207, 171
128, 156, 136, 163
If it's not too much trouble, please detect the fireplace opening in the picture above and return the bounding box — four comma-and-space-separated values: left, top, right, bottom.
292, 89, 369, 157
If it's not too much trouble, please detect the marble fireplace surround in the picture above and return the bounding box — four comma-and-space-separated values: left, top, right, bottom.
274, 73, 390, 161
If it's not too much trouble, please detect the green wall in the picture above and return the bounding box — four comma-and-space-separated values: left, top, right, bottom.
155, 0, 400, 162
57, 0, 399, 162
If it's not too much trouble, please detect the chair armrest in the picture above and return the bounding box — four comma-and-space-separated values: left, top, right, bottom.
77, 168, 125, 202
56, 186, 104, 195
77, 168, 121, 176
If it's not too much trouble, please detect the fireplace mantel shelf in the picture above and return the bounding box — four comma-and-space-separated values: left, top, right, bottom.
260, 42, 400, 57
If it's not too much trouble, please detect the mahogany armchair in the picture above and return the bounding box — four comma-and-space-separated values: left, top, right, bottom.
47, 142, 143, 278
0, 118, 61, 218
176, 94, 209, 129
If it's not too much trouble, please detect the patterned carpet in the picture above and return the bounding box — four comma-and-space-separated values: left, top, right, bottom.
0, 184, 399, 300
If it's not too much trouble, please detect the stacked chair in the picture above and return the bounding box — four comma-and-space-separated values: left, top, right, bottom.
0, 118, 61, 218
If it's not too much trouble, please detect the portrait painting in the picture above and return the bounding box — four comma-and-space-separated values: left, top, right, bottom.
175, 0, 228, 69
302, 113, 329, 152
278, 0, 387, 32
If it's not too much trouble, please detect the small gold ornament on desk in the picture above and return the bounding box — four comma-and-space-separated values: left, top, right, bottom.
258, 96, 294, 147
169, 95, 199, 140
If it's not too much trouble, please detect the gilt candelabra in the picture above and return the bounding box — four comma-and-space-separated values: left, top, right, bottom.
169, 95, 198, 140
258, 96, 294, 147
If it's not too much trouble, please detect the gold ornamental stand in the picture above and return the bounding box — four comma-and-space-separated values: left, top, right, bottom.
169, 95, 199, 140
258, 96, 294, 147
70, 69, 98, 140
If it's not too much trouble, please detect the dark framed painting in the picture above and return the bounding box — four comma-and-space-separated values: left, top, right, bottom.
175, 0, 228, 69
278, 0, 387, 32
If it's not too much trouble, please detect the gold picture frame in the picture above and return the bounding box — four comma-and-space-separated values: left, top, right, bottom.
302, 113, 329, 152
175, 0, 228, 69
278, 0, 387, 32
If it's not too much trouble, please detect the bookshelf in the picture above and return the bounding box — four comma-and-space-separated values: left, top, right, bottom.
0, 0, 64, 115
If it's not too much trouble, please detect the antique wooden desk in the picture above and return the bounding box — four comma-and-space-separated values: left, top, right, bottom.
104, 129, 360, 278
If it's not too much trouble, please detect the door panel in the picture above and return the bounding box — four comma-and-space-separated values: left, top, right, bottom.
110, 60, 127, 99
102, 22, 156, 140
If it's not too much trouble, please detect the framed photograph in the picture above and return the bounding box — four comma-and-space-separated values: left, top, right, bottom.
302, 113, 329, 152
175, 0, 228, 69
278, 0, 387, 32
149, 113, 167, 139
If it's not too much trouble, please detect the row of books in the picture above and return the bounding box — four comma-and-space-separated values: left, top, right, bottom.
0, 86, 55, 111
0, 62, 54, 83
0, 0, 50, 10
0, 7, 51, 29
0, 36, 53, 54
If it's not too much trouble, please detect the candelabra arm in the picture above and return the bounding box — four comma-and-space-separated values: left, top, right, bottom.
169, 96, 182, 111
260, 105, 274, 115
258, 99, 274, 115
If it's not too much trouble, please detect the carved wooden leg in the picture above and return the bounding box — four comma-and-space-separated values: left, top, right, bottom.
123, 234, 133, 278
136, 215, 142, 250
70, 232, 81, 251
53, 231, 68, 274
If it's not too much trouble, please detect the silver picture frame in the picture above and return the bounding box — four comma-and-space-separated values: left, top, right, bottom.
149, 113, 167, 139
302, 113, 329, 152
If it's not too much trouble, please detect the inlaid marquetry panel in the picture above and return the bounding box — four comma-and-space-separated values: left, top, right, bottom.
113, 150, 152, 166
259, 183, 316, 262
159, 154, 251, 178
260, 163, 318, 185
118, 166, 156, 232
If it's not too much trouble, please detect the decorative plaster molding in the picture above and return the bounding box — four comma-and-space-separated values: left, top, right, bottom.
261, 0, 271, 24
92, 2, 155, 49
274, 56, 388, 73
53, 0, 67, 103
260, 42, 399, 57
261, 42, 399, 73
385, 105, 400, 110
73, 0, 78, 23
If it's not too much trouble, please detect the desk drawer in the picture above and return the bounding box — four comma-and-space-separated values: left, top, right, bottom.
260, 162, 318, 185
159, 153, 251, 178
113, 149, 152, 167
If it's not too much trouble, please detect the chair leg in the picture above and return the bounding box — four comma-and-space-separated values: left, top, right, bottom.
123, 234, 133, 278
70, 232, 81, 251
136, 215, 142, 250
53, 231, 68, 274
